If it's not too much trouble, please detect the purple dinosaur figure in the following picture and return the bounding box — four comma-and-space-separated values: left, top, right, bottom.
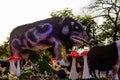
9, 17, 93, 76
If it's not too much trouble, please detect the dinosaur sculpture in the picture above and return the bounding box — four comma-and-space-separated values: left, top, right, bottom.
9, 17, 93, 76
87, 40, 120, 79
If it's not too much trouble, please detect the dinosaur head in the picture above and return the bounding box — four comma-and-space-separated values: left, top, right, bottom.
61, 17, 94, 46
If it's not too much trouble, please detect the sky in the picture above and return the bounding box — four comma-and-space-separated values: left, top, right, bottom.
0, 0, 91, 45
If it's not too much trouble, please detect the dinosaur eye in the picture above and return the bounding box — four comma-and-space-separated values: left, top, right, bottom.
75, 26, 79, 29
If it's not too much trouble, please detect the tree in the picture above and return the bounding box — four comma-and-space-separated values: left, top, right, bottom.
87, 0, 120, 42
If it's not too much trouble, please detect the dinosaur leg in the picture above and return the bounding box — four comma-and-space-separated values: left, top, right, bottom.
10, 38, 22, 76
54, 40, 69, 66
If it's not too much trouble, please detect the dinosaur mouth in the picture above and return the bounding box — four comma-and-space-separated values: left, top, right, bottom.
70, 35, 89, 46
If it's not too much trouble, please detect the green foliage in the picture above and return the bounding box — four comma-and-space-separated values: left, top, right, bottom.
38, 57, 56, 74
75, 15, 94, 26
95, 16, 120, 44
19, 51, 57, 80
19, 69, 33, 79
51, 8, 74, 18
38, 57, 51, 73
0, 37, 10, 59
0, 67, 9, 80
